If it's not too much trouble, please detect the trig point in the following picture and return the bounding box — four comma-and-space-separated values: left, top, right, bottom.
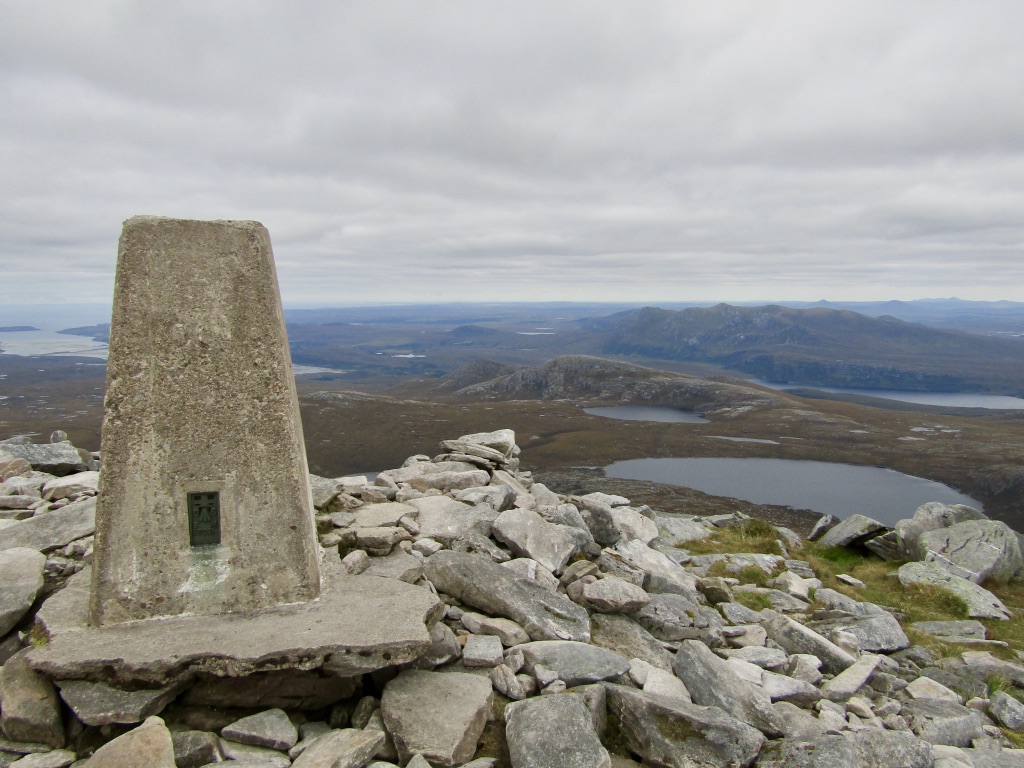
90, 216, 321, 625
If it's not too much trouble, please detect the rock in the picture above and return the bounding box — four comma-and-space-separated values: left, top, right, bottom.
989, 691, 1024, 730
362, 550, 423, 583
171, 730, 223, 768
8, 751, 76, 768
918, 520, 1024, 584
756, 729, 933, 768
769, 571, 813, 601
808, 605, 910, 653
413, 621, 462, 670
491, 508, 583, 574
354, 526, 410, 555
380, 670, 492, 767
633, 593, 722, 644
290, 729, 385, 768
81, 716, 175, 767
609, 507, 658, 545
490, 664, 531, 701
816, 514, 889, 548
820, 653, 882, 701
352, 502, 420, 529
808, 514, 839, 541
423, 551, 590, 642
761, 670, 821, 706
672, 639, 785, 737
455, 485, 516, 512
761, 610, 858, 673
407, 470, 490, 494
460, 613, 530, 647
589, 614, 674, 673
55, 679, 185, 726
574, 497, 622, 547
40, 473, 99, 501
505, 694, 610, 768
0, 496, 39, 511
604, 684, 765, 768
902, 699, 985, 746
221, 708, 298, 751
0, 457, 32, 482
641, 669, 692, 703
180, 670, 359, 709
517, 641, 630, 687
863, 530, 903, 561
456, 429, 517, 458
611, 540, 700, 598
905, 676, 963, 704
0, 442, 86, 477
0, 650, 63, 748
895, 502, 987, 560
0, 548, 45, 636
718, 646, 788, 670
0, 497, 95, 553
655, 515, 712, 544
219, 739, 292, 766
568, 577, 650, 614
463, 635, 504, 668
405, 497, 495, 545
910, 620, 989, 643
897, 561, 1011, 619
500, 558, 559, 591
341, 550, 371, 575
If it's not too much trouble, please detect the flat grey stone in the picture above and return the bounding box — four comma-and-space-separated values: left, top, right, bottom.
589, 613, 674, 672
820, 653, 882, 701
919, 519, 1024, 584
0, 497, 95, 553
81, 716, 176, 767
897, 561, 1011, 619
462, 634, 504, 668
0, 548, 45, 636
0, 651, 63, 749
405, 496, 494, 545
171, 730, 224, 768
808, 606, 909, 652
0, 497, 38, 510
989, 691, 1024, 730
757, 729, 933, 768
517, 640, 630, 687
505, 694, 610, 768
40, 472, 98, 501
761, 670, 821, 706
612, 540, 701, 598
412, 621, 462, 669
55, 679, 186, 726
816, 514, 889, 548
574, 496, 622, 546
460, 612, 530, 647
604, 684, 765, 768
655, 515, 712, 544
220, 739, 292, 767
673, 639, 785, 737
222, 708, 297, 750
380, 670, 492, 767
902, 698, 985, 746
361, 550, 423, 583
492, 507, 583, 574
0, 443, 86, 476
911, 620, 988, 641
28, 562, 441, 686
632, 592, 720, 643
6, 750, 76, 768
761, 610, 857, 673
569, 577, 650, 614
352, 502, 419, 528
423, 550, 590, 642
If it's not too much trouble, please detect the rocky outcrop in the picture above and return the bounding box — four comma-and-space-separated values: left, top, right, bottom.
3, 430, 1024, 767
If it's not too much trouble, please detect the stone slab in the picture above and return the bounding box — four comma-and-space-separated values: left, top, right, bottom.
91, 217, 320, 625
0, 498, 95, 554
27, 561, 442, 686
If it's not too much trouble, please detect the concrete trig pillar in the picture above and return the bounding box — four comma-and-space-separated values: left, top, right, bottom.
90, 216, 321, 625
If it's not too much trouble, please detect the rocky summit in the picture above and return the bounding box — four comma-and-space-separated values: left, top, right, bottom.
2, 429, 1024, 767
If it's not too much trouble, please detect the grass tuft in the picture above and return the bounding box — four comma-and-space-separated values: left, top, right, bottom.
684, 519, 784, 556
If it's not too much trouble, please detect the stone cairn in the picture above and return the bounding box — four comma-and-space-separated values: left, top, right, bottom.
2, 429, 1024, 767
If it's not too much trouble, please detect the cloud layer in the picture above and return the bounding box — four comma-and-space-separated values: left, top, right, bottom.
3, 2, 1023, 304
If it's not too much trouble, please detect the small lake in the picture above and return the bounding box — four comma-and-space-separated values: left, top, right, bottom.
750, 379, 1024, 410
584, 406, 709, 424
605, 457, 981, 525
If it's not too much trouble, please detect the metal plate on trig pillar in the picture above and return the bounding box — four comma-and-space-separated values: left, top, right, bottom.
188, 491, 221, 547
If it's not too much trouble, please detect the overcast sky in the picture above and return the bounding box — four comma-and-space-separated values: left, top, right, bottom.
2, 2, 1023, 306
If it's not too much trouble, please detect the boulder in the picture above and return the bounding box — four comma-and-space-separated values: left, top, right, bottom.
461, 612, 531, 647
9, 750, 78, 767
895, 502, 987, 560
756, 729, 933, 768
633, 593, 722, 644
405, 497, 496, 545
55, 679, 185, 726
516, 641, 630, 687
808, 606, 909, 653
462, 634, 504, 668
816, 514, 888, 548
491, 508, 584, 574
80, 716, 176, 767
0, 650, 63, 748
0, 497, 95, 553
655, 515, 713, 544
820, 654, 882, 701
989, 691, 1024, 731
0, 547, 45, 636
423, 551, 590, 642
761, 610, 857, 673
352, 502, 419, 529
568, 577, 650, 614
40, 472, 99, 501
380, 670, 492, 767
290, 729, 385, 768
612, 540, 701, 598
672, 640, 785, 737
171, 730, 224, 768
221, 708, 298, 751
604, 684, 765, 768
0, 442, 86, 476
505, 694, 610, 768
902, 699, 985, 746
588, 614, 674, 672
918, 519, 1024, 584
897, 561, 1011, 619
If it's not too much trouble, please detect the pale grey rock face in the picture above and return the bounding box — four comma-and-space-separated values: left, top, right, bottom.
761, 670, 821, 707
673, 639, 785, 737
761, 610, 857, 673
588, 614, 674, 672
500, 558, 560, 591
604, 684, 765, 768
633, 593, 722, 644
457, 429, 518, 458
0, 547, 45, 636
988, 691, 1024, 730
902, 699, 985, 746
289, 729, 385, 768
413, 620, 462, 670
406, 469, 491, 494
171, 730, 224, 768
361, 550, 423, 583
897, 561, 1011, 619
655, 514, 712, 544
895, 501, 987, 560
516, 641, 630, 687
460, 612, 530, 647
423, 551, 590, 642
406, 496, 494, 545
492, 507, 584, 575
505, 694, 610, 768
568, 576, 650, 614
808, 605, 910, 653
641, 668, 692, 703
0, 442, 86, 477
455, 485, 516, 512
816, 514, 888, 548
40, 472, 98, 501
910, 619, 988, 642
918, 519, 1024, 584
6, 750, 77, 767
55, 679, 185, 726
609, 507, 658, 545
0, 650, 64, 749
757, 729, 933, 768
820, 653, 882, 701
612, 539, 700, 599
220, 738, 294, 766
0, 497, 95, 554
380, 670, 492, 767
463, 634, 504, 668
80, 716, 176, 767
221, 708, 298, 751
574, 497, 622, 547
0, 495, 42, 510
351, 502, 419, 529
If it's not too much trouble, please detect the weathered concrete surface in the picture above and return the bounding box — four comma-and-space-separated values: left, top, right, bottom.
28, 561, 442, 686
91, 217, 320, 625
